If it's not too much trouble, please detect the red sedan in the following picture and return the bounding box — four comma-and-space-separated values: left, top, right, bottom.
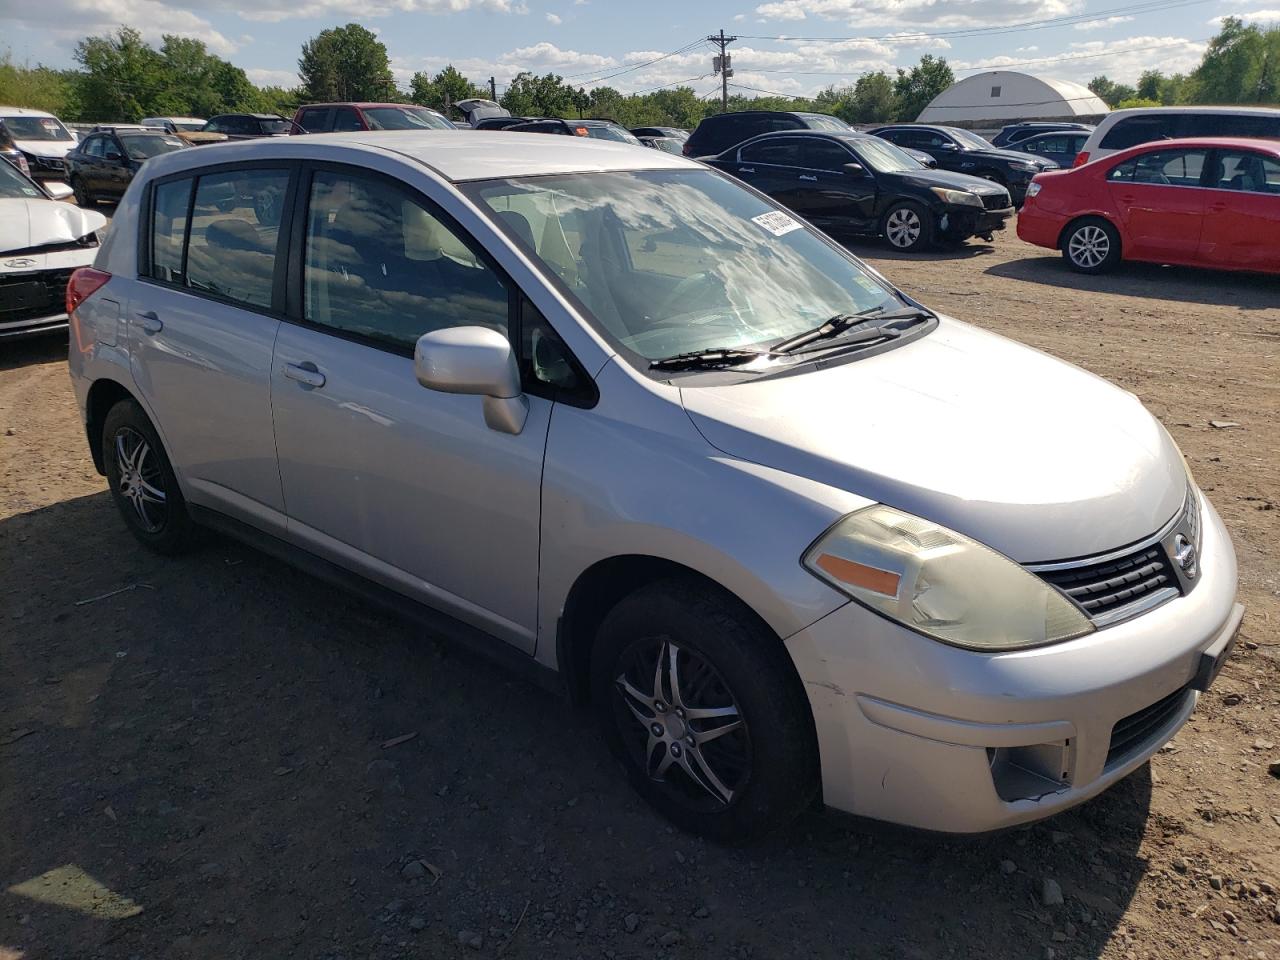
1017, 137, 1280, 275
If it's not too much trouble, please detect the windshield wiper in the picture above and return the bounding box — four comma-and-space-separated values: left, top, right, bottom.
770, 307, 931, 355
648, 348, 770, 371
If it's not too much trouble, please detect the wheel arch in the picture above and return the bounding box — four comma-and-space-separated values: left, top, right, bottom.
1056, 213, 1122, 254
85, 378, 138, 474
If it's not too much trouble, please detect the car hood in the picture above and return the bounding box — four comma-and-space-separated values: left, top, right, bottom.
0, 198, 107, 255
894, 167, 1010, 195
13, 139, 75, 160
678, 317, 1185, 563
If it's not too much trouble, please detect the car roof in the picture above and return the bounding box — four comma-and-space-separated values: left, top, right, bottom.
143, 116, 204, 123
212, 113, 284, 120
1104, 105, 1280, 118
1108, 136, 1280, 155
301, 102, 442, 111
136, 130, 696, 183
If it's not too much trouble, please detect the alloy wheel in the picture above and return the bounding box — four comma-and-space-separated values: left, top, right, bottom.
1068, 224, 1110, 268
113, 427, 167, 533
885, 208, 923, 249
613, 638, 750, 810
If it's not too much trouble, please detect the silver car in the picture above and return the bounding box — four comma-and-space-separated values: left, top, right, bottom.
66, 131, 1243, 838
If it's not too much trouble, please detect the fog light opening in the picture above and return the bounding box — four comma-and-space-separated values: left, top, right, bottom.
988, 739, 1073, 803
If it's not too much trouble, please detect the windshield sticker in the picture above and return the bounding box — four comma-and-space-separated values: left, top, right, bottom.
751, 211, 802, 237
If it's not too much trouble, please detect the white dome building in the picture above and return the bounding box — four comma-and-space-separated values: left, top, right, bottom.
916, 71, 1110, 123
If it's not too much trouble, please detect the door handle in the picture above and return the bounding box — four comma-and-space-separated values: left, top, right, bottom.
799, 174, 818, 182
282, 361, 326, 389
739, 166, 755, 173
134, 310, 163, 335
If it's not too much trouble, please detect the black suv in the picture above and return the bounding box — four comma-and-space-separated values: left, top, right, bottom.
506, 118, 640, 143
64, 127, 187, 206
685, 110, 850, 158
991, 121, 1093, 148
630, 125, 689, 141
867, 124, 1057, 203
706, 131, 1012, 252
203, 114, 293, 140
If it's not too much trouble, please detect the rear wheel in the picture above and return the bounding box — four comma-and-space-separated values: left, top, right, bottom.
103, 399, 196, 554
881, 201, 932, 253
71, 176, 95, 207
1061, 217, 1121, 274
591, 579, 819, 840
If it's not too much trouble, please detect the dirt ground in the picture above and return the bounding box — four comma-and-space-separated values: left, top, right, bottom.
1, 227, 1278, 960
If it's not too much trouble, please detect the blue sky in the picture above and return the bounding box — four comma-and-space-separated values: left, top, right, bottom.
4, 0, 1279, 97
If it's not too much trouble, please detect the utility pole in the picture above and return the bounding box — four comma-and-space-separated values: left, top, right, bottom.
489, 76, 497, 101
708, 29, 736, 112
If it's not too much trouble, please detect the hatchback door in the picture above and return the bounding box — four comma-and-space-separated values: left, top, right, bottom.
1105, 148, 1209, 263
1197, 149, 1280, 272
269, 164, 551, 651
127, 163, 293, 532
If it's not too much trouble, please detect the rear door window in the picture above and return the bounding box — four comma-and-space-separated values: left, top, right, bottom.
84, 136, 106, 159
150, 178, 193, 284
740, 139, 801, 166
1209, 151, 1280, 194
796, 138, 854, 172
1194, 113, 1280, 138
1107, 149, 1208, 186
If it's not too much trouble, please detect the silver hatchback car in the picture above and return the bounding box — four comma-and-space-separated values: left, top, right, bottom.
67, 132, 1243, 838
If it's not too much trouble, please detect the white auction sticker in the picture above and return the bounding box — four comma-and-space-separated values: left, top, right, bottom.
751, 211, 802, 237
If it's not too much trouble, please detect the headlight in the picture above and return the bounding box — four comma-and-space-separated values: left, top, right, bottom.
929, 186, 983, 207
803, 505, 1094, 651
1025, 182, 1042, 198
1010, 161, 1041, 173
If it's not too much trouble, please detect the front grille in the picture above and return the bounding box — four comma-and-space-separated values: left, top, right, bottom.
981, 192, 1010, 210
1106, 684, 1191, 767
0, 269, 73, 326
30, 155, 65, 173
1037, 544, 1176, 618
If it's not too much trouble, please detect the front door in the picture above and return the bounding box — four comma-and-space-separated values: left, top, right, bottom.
270, 165, 550, 651
733, 137, 803, 210
1105, 147, 1209, 263
791, 137, 876, 231
127, 164, 292, 532
1197, 149, 1280, 272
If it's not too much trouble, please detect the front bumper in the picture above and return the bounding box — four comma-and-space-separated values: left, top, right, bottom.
786, 492, 1241, 833
0, 268, 75, 339
22, 153, 68, 182
941, 204, 1014, 239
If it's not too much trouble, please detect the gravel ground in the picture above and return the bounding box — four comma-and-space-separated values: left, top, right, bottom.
1, 228, 1278, 960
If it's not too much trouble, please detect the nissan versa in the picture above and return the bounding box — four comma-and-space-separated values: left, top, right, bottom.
66, 132, 1243, 838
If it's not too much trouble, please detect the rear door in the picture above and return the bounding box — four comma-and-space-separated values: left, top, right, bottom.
1105, 147, 1209, 263
1197, 149, 1280, 272
128, 162, 294, 533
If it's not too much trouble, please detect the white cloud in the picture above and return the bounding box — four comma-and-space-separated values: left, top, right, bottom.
754, 0, 1082, 30
957, 35, 1206, 84
545, 11, 561, 22
237, 0, 523, 23
1074, 14, 1134, 30
0, 0, 237, 54
1210, 8, 1280, 22
245, 67, 300, 87
733, 12, 746, 20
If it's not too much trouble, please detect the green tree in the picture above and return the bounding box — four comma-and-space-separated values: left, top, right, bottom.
893, 55, 954, 121
0, 52, 76, 116
500, 71, 580, 117
73, 27, 169, 120
849, 71, 898, 123
1087, 75, 1136, 108
1190, 16, 1280, 104
298, 23, 397, 103
409, 64, 485, 114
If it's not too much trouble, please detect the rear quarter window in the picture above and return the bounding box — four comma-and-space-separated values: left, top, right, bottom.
1100, 115, 1183, 150
1191, 113, 1280, 138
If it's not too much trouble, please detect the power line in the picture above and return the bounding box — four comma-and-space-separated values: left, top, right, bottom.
632, 73, 716, 95
559, 39, 706, 86
708, 30, 738, 111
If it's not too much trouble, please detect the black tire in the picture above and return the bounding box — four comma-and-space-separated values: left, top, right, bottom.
1060, 216, 1121, 274
71, 176, 95, 207
102, 399, 196, 554
880, 201, 933, 253
591, 578, 819, 840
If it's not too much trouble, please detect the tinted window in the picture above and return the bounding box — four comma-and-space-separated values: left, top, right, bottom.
331, 108, 362, 132
298, 108, 331, 133
1100, 115, 1181, 150
796, 138, 853, 171
120, 134, 185, 160
150, 178, 193, 284
303, 169, 509, 351
259, 118, 290, 135
799, 114, 851, 132
1194, 113, 1280, 138
1209, 150, 1280, 194
84, 136, 106, 159
0, 116, 73, 141
184, 169, 289, 308
1030, 135, 1069, 153
363, 107, 453, 130
1108, 149, 1207, 186
740, 139, 800, 166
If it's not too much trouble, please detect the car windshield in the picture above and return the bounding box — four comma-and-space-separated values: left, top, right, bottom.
120, 133, 186, 159
649, 138, 685, 154
851, 138, 923, 173
466, 169, 900, 363
364, 107, 454, 130
0, 157, 41, 199
802, 114, 852, 132
260, 118, 290, 134
950, 128, 995, 150
2, 115, 73, 142
586, 124, 641, 144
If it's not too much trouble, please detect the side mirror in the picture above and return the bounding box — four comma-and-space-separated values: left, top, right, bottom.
44, 181, 74, 201
105, 151, 122, 163
842, 162, 867, 177
414, 326, 528, 435
935, 142, 958, 152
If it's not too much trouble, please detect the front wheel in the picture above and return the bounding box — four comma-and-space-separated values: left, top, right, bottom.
881, 201, 933, 252
1061, 217, 1121, 274
591, 579, 819, 840
103, 399, 196, 554
71, 177, 95, 207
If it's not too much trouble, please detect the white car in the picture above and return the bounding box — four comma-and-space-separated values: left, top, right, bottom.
1075, 105, 1280, 167
139, 117, 208, 134
1, 159, 106, 339
0, 106, 79, 182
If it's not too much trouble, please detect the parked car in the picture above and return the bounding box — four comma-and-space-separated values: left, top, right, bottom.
684, 110, 851, 158
991, 121, 1093, 148
1, 158, 105, 339
139, 116, 207, 134
637, 135, 685, 154
705, 131, 1012, 251
456, 98, 510, 128
202, 114, 294, 140
292, 102, 454, 134
631, 126, 689, 142
0, 106, 78, 181
67, 131, 1241, 839
867, 124, 1058, 204
1074, 106, 1280, 167
507, 118, 641, 143
65, 127, 188, 206
475, 116, 535, 131
900, 146, 938, 169
1007, 130, 1090, 169
1019, 136, 1280, 275
0, 124, 31, 177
